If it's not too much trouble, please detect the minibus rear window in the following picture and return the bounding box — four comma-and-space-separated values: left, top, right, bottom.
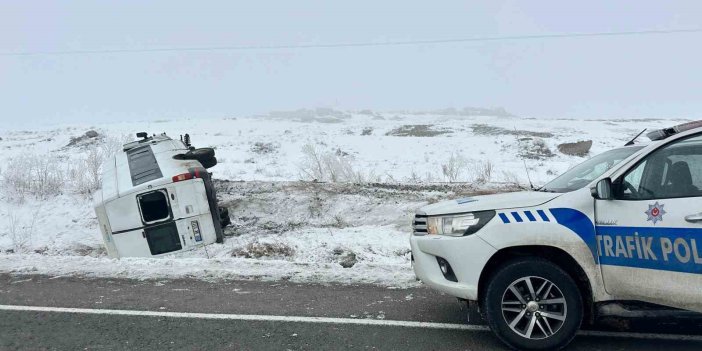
138, 190, 170, 223
144, 222, 182, 255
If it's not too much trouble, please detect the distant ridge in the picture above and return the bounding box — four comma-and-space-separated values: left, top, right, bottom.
389, 107, 514, 118
260, 106, 515, 121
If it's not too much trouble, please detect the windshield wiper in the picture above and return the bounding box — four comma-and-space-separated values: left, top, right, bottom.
535, 187, 557, 193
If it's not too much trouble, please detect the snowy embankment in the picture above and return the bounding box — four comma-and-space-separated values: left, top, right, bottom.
0, 181, 515, 287
0, 109, 689, 285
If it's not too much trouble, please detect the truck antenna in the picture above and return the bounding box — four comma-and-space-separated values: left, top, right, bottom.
513, 127, 535, 190
624, 128, 647, 146
523, 159, 535, 190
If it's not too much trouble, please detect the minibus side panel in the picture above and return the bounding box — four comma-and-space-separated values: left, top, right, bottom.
112, 229, 154, 257
188, 213, 218, 245
105, 194, 145, 233
171, 179, 210, 219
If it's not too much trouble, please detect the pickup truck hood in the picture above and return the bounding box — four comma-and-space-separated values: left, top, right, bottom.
418, 191, 562, 216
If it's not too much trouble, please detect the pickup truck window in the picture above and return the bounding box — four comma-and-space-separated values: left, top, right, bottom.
618, 134, 702, 200
541, 146, 644, 193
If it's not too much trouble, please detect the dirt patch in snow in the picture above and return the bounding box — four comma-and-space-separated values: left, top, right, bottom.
557, 140, 593, 157
385, 125, 452, 137
230, 241, 295, 259
471, 124, 554, 138
65, 130, 102, 149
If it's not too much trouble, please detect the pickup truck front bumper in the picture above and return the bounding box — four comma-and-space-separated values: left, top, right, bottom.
410, 233, 497, 301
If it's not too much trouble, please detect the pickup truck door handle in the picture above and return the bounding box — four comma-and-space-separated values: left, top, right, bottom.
684, 213, 702, 223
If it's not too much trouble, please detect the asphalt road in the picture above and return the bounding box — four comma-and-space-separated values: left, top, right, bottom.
1, 274, 701, 350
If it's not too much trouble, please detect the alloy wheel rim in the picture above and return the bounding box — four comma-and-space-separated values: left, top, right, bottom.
501, 276, 568, 340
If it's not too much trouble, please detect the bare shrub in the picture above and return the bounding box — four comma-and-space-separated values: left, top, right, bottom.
360, 170, 382, 184
501, 171, 522, 186
101, 134, 131, 156
299, 144, 325, 181
72, 134, 131, 196
251, 141, 279, 155
2, 155, 67, 201
406, 171, 423, 184
519, 137, 554, 160
3, 134, 130, 200
324, 154, 356, 183
7, 212, 36, 253
406, 170, 438, 184
71, 147, 104, 195
308, 189, 325, 217
361, 127, 373, 136
471, 160, 494, 184
326, 215, 348, 228
441, 152, 467, 182
423, 172, 437, 183
298, 143, 366, 183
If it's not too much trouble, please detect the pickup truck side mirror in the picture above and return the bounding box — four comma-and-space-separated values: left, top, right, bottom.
591, 178, 613, 200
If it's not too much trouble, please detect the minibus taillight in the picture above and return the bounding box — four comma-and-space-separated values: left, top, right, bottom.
172, 173, 193, 182
172, 167, 207, 183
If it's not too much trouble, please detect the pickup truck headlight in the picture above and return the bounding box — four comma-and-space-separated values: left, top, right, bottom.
426, 211, 495, 236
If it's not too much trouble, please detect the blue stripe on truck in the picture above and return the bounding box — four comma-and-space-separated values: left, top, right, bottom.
498, 213, 510, 224
511, 212, 524, 222
536, 210, 550, 222
524, 211, 536, 222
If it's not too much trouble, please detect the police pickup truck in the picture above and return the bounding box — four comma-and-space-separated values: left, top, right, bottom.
411, 121, 702, 350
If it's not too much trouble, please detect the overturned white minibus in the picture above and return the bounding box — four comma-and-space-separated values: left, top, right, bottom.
94, 133, 230, 258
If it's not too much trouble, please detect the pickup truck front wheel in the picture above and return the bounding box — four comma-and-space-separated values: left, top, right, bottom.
484, 258, 583, 351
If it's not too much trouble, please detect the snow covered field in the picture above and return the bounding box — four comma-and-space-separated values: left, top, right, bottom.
0, 109, 689, 286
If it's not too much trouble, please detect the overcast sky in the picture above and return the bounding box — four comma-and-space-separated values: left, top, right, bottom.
1, 1, 701, 125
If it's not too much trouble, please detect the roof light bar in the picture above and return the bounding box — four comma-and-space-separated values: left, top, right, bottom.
646, 120, 702, 141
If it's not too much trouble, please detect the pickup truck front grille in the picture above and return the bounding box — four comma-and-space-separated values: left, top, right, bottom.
413, 214, 428, 235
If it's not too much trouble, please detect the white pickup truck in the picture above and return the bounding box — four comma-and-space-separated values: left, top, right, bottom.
411, 121, 702, 350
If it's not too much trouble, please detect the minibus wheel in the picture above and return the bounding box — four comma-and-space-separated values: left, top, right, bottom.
190, 147, 215, 159
200, 157, 217, 169
483, 258, 582, 351
173, 148, 215, 162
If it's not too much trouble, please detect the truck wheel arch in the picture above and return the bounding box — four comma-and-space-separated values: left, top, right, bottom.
477, 245, 596, 325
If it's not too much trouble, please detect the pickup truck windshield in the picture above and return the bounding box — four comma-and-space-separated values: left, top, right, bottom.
540, 146, 644, 193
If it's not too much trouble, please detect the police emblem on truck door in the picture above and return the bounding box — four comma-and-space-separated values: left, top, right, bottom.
645, 202, 666, 224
